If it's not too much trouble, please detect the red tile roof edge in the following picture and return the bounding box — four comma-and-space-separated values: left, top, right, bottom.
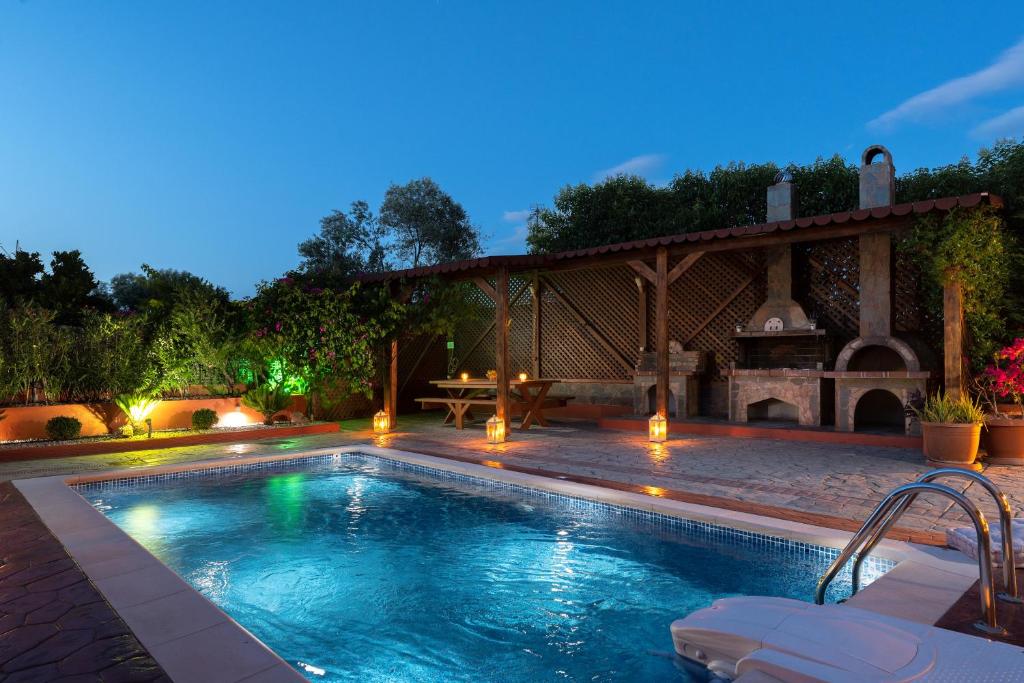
358, 192, 1001, 282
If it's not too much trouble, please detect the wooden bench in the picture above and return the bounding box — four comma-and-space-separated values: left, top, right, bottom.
416, 397, 497, 429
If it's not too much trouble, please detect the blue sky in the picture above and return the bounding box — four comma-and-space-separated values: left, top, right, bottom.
2, 2, 1024, 297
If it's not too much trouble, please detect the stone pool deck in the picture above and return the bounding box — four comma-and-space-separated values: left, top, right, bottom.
2, 413, 1021, 541
5, 413, 1024, 677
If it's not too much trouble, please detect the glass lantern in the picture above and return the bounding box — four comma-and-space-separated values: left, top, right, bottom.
373, 410, 391, 433
648, 413, 667, 443
486, 414, 506, 443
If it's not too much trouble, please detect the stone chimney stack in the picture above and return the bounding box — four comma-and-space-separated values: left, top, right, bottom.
859, 145, 895, 209
743, 170, 813, 332
767, 169, 798, 222
857, 145, 895, 337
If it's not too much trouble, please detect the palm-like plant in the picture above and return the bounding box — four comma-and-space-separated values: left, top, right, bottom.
114, 391, 161, 435
242, 384, 291, 425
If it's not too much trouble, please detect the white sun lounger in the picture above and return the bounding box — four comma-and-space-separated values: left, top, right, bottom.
671, 596, 1024, 682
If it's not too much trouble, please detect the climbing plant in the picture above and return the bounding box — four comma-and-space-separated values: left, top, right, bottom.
900, 206, 1011, 370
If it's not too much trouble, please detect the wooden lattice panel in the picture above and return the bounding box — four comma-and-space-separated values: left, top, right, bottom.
796, 238, 860, 342
647, 252, 765, 377
452, 277, 532, 375
540, 266, 638, 380
893, 240, 942, 371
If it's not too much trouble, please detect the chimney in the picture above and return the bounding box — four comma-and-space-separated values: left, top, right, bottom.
859, 145, 895, 209
743, 171, 813, 332
857, 146, 895, 337
767, 169, 798, 222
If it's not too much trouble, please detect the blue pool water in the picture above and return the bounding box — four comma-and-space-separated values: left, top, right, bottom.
85, 454, 881, 682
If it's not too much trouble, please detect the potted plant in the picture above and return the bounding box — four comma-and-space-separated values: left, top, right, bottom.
916, 390, 985, 469
976, 339, 1024, 464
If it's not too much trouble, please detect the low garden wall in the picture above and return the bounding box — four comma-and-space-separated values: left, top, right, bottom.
0, 396, 306, 442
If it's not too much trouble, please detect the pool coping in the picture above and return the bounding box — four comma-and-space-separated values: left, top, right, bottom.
12, 445, 983, 681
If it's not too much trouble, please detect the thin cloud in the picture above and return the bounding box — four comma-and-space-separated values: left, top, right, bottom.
493, 224, 528, 249
503, 209, 531, 223
869, 37, 1024, 130
593, 153, 667, 182
972, 104, 1024, 139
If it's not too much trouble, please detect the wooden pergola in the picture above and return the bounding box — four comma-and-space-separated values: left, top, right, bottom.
362, 193, 1000, 437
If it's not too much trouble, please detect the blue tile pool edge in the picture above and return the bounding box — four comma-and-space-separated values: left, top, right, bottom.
73, 450, 896, 577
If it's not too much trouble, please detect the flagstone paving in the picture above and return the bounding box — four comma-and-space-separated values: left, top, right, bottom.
2, 413, 1021, 538
0, 482, 168, 682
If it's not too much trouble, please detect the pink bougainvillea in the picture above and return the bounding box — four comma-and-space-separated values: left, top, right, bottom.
981, 339, 1024, 416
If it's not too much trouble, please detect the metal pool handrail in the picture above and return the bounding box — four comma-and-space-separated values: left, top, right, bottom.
850, 468, 1020, 603
814, 481, 1005, 635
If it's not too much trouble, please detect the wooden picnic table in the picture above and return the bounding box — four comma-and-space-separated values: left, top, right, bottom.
418, 378, 566, 430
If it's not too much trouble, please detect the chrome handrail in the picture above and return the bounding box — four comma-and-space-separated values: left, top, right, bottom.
814, 481, 1004, 635
850, 469, 1019, 603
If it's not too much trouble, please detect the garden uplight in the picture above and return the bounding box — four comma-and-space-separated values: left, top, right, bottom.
219, 406, 249, 428
486, 415, 506, 443
649, 413, 667, 443
373, 410, 391, 433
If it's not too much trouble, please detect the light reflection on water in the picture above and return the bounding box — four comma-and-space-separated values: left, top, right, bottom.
90, 460, 870, 683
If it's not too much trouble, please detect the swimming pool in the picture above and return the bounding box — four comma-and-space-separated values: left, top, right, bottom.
82, 452, 888, 682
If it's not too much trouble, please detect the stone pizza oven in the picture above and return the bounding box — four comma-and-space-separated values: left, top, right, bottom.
825, 146, 928, 434
726, 171, 833, 426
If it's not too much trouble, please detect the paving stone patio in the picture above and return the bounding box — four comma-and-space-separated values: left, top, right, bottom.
0, 482, 169, 682
2, 413, 1021, 538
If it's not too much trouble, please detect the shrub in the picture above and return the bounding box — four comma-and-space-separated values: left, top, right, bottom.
45, 416, 82, 441
191, 408, 218, 430
916, 391, 985, 424
114, 392, 161, 432
241, 385, 291, 425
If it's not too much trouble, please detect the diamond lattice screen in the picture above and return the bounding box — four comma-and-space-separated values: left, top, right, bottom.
427, 235, 941, 391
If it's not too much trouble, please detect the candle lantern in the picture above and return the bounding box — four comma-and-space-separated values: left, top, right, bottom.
648, 413, 668, 443
486, 414, 506, 443
373, 410, 391, 433
518, 372, 528, 382
460, 372, 470, 382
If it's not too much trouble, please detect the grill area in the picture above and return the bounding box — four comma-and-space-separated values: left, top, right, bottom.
727, 147, 930, 433
727, 171, 833, 426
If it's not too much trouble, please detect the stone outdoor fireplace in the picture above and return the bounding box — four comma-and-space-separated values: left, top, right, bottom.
726, 171, 833, 426
824, 147, 928, 435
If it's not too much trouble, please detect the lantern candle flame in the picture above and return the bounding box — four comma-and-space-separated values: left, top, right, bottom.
648, 413, 668, 443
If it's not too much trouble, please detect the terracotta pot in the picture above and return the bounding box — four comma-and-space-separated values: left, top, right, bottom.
983, 417, 1024, 465
921, 422, 981, 468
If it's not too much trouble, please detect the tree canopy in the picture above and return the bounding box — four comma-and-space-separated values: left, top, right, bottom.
526, 139, 1024, 253
0, 247, 111, 324
380, 177, 481, 269
295, 201, 387, 283
294, 177, 482, 285
110, 264, 229, 313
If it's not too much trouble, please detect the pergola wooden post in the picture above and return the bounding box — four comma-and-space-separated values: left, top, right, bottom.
635, 276, 647, 352
388, 339, 399, 422
655, 247, 669, 420
531, 273, 541, 378
495, 267, 511, 436
943, 281, 964, 398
